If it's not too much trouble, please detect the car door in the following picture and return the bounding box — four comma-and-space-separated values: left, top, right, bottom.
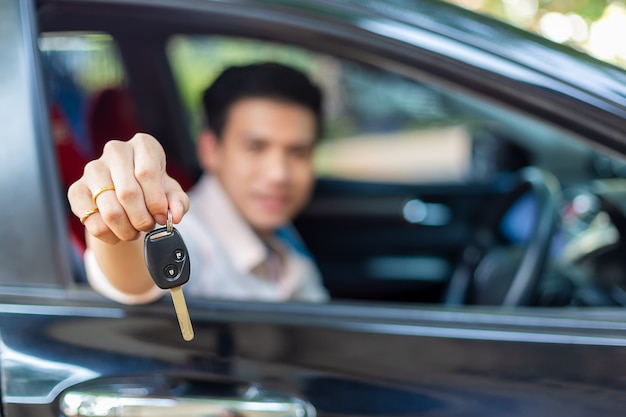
4, 1, 626, 417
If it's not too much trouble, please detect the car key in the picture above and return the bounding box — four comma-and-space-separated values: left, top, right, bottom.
144, 211, 194, 341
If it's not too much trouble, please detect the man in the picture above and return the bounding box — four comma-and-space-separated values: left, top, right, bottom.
67, 63, 329, 303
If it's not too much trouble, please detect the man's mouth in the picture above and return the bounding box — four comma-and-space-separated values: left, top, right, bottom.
255, 194, 289, 212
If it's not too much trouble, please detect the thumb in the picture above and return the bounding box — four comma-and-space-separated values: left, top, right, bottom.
164, 177, 190, 224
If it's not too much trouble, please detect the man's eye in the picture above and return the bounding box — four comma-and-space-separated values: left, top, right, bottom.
247, 142, 265, 152
290, 147, 312, 159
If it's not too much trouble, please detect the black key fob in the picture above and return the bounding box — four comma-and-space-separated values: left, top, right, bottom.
144, 227, 190, 289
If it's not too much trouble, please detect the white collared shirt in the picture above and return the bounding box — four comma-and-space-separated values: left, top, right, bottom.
85, 175, 329, 304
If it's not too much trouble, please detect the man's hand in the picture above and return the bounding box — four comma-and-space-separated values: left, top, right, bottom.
68, 133, 190, 244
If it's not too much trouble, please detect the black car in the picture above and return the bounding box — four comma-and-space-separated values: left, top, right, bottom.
3, 0, 626, 415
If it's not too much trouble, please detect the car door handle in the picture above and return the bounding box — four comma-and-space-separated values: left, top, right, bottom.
60, 384, 316, 417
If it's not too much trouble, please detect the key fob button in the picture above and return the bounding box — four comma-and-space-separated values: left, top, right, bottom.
174, 249, 185, 262
164, 264, 178, 279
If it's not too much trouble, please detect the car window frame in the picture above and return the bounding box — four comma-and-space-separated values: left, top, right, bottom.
0, 0, 72, 289
28, 0, 626, 311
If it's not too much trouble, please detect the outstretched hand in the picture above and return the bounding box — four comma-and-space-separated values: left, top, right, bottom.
68, 133, 190, 244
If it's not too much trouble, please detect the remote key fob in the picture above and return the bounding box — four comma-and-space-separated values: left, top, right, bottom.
144, 217, 194, 341
144, 227, 190, 289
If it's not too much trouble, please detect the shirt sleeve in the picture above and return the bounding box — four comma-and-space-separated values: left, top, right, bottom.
84, 248, 165, 305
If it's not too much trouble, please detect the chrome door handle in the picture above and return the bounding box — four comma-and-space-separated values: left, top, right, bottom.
60, 384, 315, 417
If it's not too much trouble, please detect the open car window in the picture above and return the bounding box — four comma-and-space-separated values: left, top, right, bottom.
164, 34, 626, 306
38, 26, 626, 308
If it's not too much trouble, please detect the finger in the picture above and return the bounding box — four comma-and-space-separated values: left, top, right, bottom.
83, 158, 139, 242
103, 139, 157, 233
68, 168, 120, 244
163, 175, 190, 224
130, 133, 169, 220
68, 164, 119, 243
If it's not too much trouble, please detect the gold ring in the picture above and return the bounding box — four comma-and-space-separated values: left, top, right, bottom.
79, 207, 99, 225
92, 185, 115, 204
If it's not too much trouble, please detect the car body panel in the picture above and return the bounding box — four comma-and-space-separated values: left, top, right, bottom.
3, 0, 626, 416
3, 295, 626, 416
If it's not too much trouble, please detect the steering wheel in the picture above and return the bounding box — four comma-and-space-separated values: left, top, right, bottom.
444, 167, 560, 306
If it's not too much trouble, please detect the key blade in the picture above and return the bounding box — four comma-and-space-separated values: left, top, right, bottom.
170, 286, 194, 341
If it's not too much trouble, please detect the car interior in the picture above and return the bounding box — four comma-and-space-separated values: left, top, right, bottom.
37, 1, 626, 308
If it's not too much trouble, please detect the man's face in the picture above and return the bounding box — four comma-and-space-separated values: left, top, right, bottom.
200, 98, 317, 237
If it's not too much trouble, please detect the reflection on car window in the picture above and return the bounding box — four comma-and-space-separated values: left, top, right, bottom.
167, 35, 472, 184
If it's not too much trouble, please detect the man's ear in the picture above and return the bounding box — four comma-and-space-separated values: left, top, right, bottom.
197, 129, 220, 172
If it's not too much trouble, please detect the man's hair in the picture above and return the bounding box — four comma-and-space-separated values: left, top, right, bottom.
202, 62, 323, 139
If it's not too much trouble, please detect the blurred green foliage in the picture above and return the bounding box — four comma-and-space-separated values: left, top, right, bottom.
469, 0, 609, 22
447, 0, 626, 68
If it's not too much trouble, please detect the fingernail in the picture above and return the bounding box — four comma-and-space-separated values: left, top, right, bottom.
175, 201, 185, 222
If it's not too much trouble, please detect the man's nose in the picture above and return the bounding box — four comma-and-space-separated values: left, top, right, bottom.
265, 150, 290, 183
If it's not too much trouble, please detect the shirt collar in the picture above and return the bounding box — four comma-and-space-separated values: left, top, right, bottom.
190, 174, 269, 275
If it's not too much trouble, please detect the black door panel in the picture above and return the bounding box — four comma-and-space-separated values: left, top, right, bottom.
3, 298, 626, 417
295, 178, 511, 302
